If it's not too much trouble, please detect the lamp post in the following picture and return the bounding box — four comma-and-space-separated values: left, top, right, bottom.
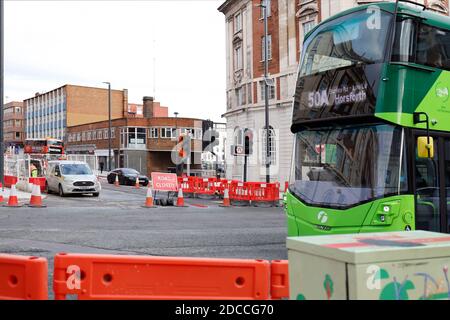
103, 82, 112, 172
261, 0, 270, 183
0, 0, 4, 189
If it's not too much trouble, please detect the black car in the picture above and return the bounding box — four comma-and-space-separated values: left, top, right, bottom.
107, 168, 149, 186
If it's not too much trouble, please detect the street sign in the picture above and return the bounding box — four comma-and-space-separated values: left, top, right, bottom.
151, 172, 178, 192
231, 145, 245, 156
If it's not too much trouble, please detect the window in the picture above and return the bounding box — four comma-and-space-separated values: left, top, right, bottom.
261, 126, 276, 166
77, 133, 81, 142
234, 127, 244, 146
261, 35, 272, 61
292, 124, 407, 208
235, 87, 246, 106
392, 20, 450, 71
161, 127, 173, 139
300, 10, 392, 77
260, 0, 271, 18
15, 132, 20, 139
149, 127, 158, 138
234, 45, 243, 70
235, 12, 242, 33
260, 80, 275, 101
302, 20, 316, 37
97, 130, 103, 140
87, 131, 92, 141
92, 130, 97, 140
104, 129, 109, 139
416, 24, 450, 70
81, 132, 86, 141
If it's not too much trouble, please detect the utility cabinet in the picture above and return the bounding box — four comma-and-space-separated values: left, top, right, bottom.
287, 231, 450, 300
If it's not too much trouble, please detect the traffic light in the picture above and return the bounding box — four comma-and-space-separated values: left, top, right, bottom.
202, 120, 214, 151
244, 129, 253, 156
178, 134, 191, 159
203, 123, 220, 155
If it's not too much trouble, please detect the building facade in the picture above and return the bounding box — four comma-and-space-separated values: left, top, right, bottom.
218, 0, 450, 184
66, 97, 205, 175
24, 84, 128, 141
3, 101, 25, 149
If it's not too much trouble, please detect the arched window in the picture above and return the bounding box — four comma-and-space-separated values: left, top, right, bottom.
234, 127, 244, 146
261, 126, 276, 165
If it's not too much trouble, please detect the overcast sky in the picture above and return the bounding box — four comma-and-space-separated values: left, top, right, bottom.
4, 0, 226, 122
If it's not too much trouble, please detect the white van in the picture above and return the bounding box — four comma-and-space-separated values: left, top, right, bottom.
46, 160, 101, 197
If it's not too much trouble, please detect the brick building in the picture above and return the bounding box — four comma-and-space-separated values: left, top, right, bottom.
24, 84, 129, 141
3, 101, 25, 149
66, 97, 204, 175
218, 0, 449, 184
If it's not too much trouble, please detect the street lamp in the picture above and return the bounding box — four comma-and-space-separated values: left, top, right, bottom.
260, 0, 271, 183
0, 0, 4, 189
103, 82, 112, 172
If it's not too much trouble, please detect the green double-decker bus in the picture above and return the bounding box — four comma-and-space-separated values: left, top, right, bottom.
285, 1, 450, 236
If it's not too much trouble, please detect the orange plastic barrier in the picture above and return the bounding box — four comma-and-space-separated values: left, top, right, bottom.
270, 260, 289, 300
53, 253, 271, 300
178, 176, 196, 195
4, 175, 18, 188
0, 254, 48, 300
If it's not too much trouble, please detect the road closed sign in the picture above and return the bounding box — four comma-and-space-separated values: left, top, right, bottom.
151, 172, 178, 192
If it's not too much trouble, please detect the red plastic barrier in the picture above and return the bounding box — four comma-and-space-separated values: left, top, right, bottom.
29, 177, 47, 193
229, 181, 251, 203
178, 176, 197, 195
0, 254, 48, 300
250, 182, 280, 204
270, 260, 289, 300
53, 253, 271, 300
4, 175, 18, 188
215, 179, 229, 196
195, 177, 217, 196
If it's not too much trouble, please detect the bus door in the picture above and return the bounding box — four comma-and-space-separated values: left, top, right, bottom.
414, 134, 450, 233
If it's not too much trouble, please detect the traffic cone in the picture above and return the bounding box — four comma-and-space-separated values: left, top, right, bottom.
135, 176, 140, 189
176, 188, 187, 207
220, 188, 231, 207
142, 186, 157, 208
4, 183, 22, 208
28, 182, 46, 208
114, 174, 120, 187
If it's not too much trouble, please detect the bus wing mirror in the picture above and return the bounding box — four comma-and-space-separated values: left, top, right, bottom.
417, 136, 434, 158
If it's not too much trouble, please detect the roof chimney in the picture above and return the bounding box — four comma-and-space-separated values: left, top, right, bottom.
143, 96, 154, 118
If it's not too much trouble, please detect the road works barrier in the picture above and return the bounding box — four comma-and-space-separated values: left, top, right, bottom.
270, 260, 289, 300
4, 175, 18, 188
176, 177, 281, 206
250, 182, 280, 207
0, 254, 48, 300
53, 253, 271, 300
28, 177, 46, 193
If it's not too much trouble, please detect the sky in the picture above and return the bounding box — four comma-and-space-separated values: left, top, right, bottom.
4, 0, 226, 122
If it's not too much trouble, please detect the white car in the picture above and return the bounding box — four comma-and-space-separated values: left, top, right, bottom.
46, 160, 101, 197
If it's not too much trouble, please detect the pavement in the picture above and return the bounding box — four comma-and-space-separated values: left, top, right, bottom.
0, 176, 288, 299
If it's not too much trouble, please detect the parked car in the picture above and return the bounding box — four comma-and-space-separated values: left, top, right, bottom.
46, 161, 101, 197
107, 168, 149, 186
